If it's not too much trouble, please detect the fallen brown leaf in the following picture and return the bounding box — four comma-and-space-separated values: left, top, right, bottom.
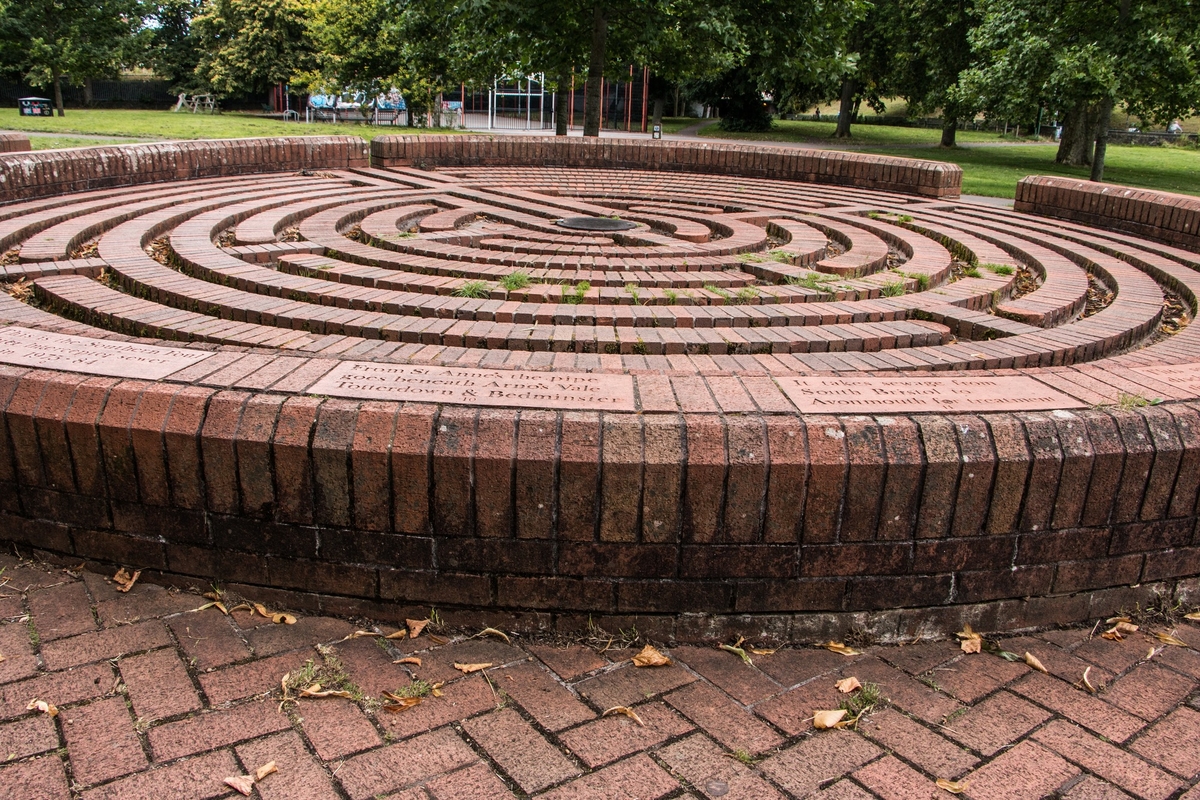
272, 613, 296, 625
749, 648, 776, 656
113, 568, 141, 593
224, 775, 254, 796
214, 601, 229, 615
1155, 631, 1188, 647
343, 630, 381, 640
602, 706, 645, 726
382, 692, 422, 712
0, 653, 6, 663
822, 642, 862, 656
813, 709, 849, 729
477, 627, 510, 643
255, 762, 278, 781
1101, 620, 1139, 640
430, 681, 444, 698
298, 683, 353, 699
26, 699, 57, 717
957, 624, 983, 654
227, 603, 253, 614
393, 657, 422, 667
936, 778, 969, 794
407, 619, 429, 638
428, 634, 448, 645
1185, 611, 1200, 621
254, 603, 271, 618
384, 630, 407, 639
1079, 667, 1097, 694
835, 677, 862, 694
454, 662, 492, 674
1024, 652, 1048, 673
631, 644, 672, 668
203, 591, 224, 602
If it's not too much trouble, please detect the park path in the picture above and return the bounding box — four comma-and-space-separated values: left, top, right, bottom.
0, 550, 1197, 799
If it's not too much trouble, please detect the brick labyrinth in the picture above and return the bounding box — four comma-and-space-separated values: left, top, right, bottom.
1, 137, 1200, 640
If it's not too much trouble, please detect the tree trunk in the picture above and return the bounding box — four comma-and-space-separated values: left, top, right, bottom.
583, 4, 608, 137
652, 97, 663, 127
1056, 105, 1096, 165
673, 86, 680, 117
555, 68, 570, 135
53, 70, 64, 116
1090, 98, 1114, 182
940, 116, 957, 147
84, 77, 93, 107
834, 78, 857, 137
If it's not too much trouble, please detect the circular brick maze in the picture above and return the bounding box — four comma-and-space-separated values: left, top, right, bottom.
1, 136, 1199, 641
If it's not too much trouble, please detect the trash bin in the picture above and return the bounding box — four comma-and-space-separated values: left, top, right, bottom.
19, 97, 53, 116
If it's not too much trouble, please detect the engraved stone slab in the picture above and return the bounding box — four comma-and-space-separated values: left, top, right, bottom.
0, 326, 214, 379
1131, 363, 1200, 396
308, 361, 636, 411
777, 374, 1086, 414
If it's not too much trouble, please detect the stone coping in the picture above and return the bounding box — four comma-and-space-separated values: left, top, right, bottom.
0, 137, 1196, 635
0, 132, 30, 153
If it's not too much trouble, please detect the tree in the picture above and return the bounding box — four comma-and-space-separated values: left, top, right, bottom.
893, 0, 979, 147
146, 0, 205, 94
192, 0, 318, 101
962, 0, 1200, 180
829, 0, 899, 138
0, 0, 145, 116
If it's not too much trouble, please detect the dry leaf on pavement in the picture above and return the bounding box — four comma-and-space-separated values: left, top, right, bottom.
384, 630, 407, 639
26, 699, 57, 717
813, 709, 849, 729
454, 662, 493, 674
343, 630, 381, 640
602, 706, 645, 726
431, 681, 444, 698
1024, 652, 1048, 673
957, 624, 983, 654
224, 775, 254, 796
835, 677, 862, 694
0, 653, 6, 663
631, 644, 671, 667
1075, 666, 1097, 694
393, 657, 421, 667
1155, 631, 1188, 647
382, 692, 422, 713
271, 613, 296, 625
298, 683, 353, 699
750, 648, 776, 656
407, 619, 429, 638
1102, 620, 1139, 640
1184, 611, 1200, 621
112, 568, 141, 593
255, 762, 278, 781
477, 627, 511, 643
822, 642, 862, 656
936, 778, 969, 794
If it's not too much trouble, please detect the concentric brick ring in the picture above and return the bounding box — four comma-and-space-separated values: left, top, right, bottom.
1, 135, 1199, 642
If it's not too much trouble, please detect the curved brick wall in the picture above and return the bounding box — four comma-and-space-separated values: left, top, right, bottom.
372, 135, 964, 198
1016, 175, 1200, 254
0, 137, 1198, 643
0, 136, 368, 202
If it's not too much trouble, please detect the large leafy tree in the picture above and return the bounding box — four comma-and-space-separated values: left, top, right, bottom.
892, 0, 979, 147
962, 0, 1200, 180
192, 0, 318, 100
146, 0, 205, 94
0, 0, 145, 116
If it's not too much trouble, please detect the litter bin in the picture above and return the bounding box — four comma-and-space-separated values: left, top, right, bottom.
19, 97, 53, 116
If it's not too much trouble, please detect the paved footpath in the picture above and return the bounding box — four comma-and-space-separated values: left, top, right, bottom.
0, 552, 1198, 800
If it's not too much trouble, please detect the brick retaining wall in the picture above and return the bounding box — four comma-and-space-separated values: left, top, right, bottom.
372, 135, 964, 198
3, 364, 1199, 642
0, 136, 368, 202
1015, 176, 1200, 253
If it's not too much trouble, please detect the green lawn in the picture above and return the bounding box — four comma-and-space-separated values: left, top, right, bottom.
860, 143, 1200, 198
695, 118, 1200, 198
0, 108, 462, 143
30, 136, 151, 150
698, 118, 1020, 146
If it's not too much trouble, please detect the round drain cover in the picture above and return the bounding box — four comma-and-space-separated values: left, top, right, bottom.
556, 216, 637, 231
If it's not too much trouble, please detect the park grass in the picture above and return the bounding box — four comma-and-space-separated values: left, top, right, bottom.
859, 143, 1200, 198
698, 118, 1015, 146
31, 136, 151, 150
0, 108, 465, 143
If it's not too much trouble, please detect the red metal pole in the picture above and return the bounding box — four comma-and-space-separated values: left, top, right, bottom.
626, 65, 633, 132
642, 67, 649, 133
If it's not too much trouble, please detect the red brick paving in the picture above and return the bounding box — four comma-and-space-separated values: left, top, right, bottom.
0, 553, 1197, 799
